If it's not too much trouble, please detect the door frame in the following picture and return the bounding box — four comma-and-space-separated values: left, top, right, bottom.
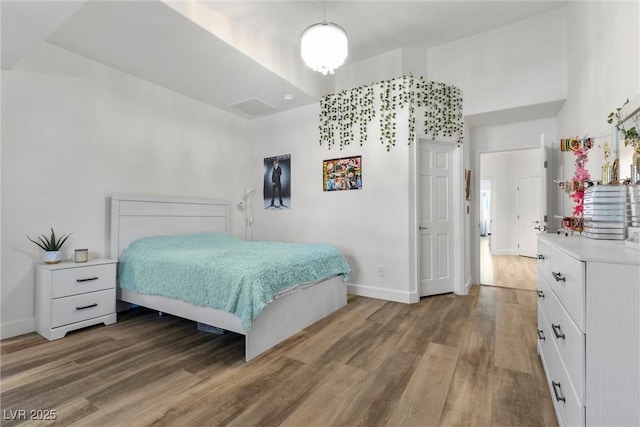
516, 172, 541, 257
410, 135, 464, 301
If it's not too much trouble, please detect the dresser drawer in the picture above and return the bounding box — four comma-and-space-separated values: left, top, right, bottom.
537, 274, 553, 324
51, 289, 116, 328
538, 320, 585, 427
547, 286, 585, 404
51, 264, 116, 298
537, 238, 551, 281
537, 303, 551, 355
549, 246, 585, 331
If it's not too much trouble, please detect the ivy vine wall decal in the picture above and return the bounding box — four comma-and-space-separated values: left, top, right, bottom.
319, 75, 463, 151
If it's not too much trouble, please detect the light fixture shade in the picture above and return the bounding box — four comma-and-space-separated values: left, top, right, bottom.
301, 22, 348, 75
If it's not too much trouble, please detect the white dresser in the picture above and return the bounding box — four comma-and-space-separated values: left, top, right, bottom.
537, 234, 640, 426
36, 259, 117, 340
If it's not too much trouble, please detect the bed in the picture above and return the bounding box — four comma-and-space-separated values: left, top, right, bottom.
109, 193, 349, 361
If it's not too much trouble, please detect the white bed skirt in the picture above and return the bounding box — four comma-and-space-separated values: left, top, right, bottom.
117, 274, 347, 361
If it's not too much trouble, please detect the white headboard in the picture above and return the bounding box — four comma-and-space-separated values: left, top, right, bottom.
110, 194, 230, 259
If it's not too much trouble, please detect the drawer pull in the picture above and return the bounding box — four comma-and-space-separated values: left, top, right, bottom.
537, 329, 545, 340
551, 381, 566, 403
551, 323, 566, 340
551, 271, 566, 282
76, 277, 99, 283
76, 303, 98, 311
537, 290, 545, 299
537, 254, 545, 260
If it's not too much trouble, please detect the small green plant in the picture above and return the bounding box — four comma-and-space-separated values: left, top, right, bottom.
607, 98, 640, 151
27, 228, 71, 251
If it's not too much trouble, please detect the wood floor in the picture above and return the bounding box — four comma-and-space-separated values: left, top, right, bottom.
480, 237, 537, 291
487, 256, 537, 291
1, 286, 557, 427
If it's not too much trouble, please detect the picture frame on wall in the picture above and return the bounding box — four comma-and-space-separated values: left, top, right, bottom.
264, 154, 291, 209
323, 156, 362, 191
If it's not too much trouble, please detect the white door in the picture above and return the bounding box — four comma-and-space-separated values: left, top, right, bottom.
419, 141, 454, 296
517, 174, 540, 257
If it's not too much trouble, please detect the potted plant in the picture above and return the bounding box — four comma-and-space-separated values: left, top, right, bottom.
27, 228, 72, 264
608, 98, 640, 179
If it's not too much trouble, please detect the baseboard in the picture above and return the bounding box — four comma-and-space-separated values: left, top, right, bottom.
463, 277, 472, 295
346, 284, 418, 304
1, 317, 35, 340
491, 249, 518, 256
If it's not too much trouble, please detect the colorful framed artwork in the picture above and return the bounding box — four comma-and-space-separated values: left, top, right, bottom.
323, 156, 362, 191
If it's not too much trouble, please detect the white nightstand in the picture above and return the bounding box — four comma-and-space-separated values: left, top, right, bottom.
36, 258, 117, 340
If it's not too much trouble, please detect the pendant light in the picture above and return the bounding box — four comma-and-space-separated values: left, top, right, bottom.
300, 2, 348, 75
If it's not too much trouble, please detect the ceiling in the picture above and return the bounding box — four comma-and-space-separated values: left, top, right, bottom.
2, 0, 567, 119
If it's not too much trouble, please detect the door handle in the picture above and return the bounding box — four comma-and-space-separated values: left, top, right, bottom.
419, 226, 428, 230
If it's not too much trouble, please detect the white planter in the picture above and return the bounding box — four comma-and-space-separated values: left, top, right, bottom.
43, 251, 61, 264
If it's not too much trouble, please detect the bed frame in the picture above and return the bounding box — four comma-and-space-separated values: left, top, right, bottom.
109, 193, 347, 361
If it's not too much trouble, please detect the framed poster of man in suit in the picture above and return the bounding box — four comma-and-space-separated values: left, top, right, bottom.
264, 154, 291, 209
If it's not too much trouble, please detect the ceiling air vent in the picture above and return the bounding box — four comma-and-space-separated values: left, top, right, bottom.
229, 98, 279, 117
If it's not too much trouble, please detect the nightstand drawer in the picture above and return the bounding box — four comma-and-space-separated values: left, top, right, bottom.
51, 289, 116, 328
52, 264, 116, 298
549, 246, 585, 331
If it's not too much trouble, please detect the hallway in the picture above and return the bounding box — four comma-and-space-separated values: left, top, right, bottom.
480, 237, 537, 291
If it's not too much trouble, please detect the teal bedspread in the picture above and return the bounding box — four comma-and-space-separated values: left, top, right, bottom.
118, 233, 351, 332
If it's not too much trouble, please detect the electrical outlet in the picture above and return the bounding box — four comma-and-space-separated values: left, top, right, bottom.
377, 266, 385, 277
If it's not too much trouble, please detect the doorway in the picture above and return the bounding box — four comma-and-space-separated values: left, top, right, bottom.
478, 149, 540, 290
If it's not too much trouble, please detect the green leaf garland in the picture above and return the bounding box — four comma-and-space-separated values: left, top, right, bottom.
319, 76, 463, 151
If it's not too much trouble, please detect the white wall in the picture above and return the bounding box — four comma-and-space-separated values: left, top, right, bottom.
427, 7, 567, 116
336, 48, 428, 93
558, 1, 639, 140
1, 43, 249, 338
336, 49, 404, 92
472, 118, 557, 153
247, 103, 418, 303
556, 0, 640, 216
481, 149, 540, 255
